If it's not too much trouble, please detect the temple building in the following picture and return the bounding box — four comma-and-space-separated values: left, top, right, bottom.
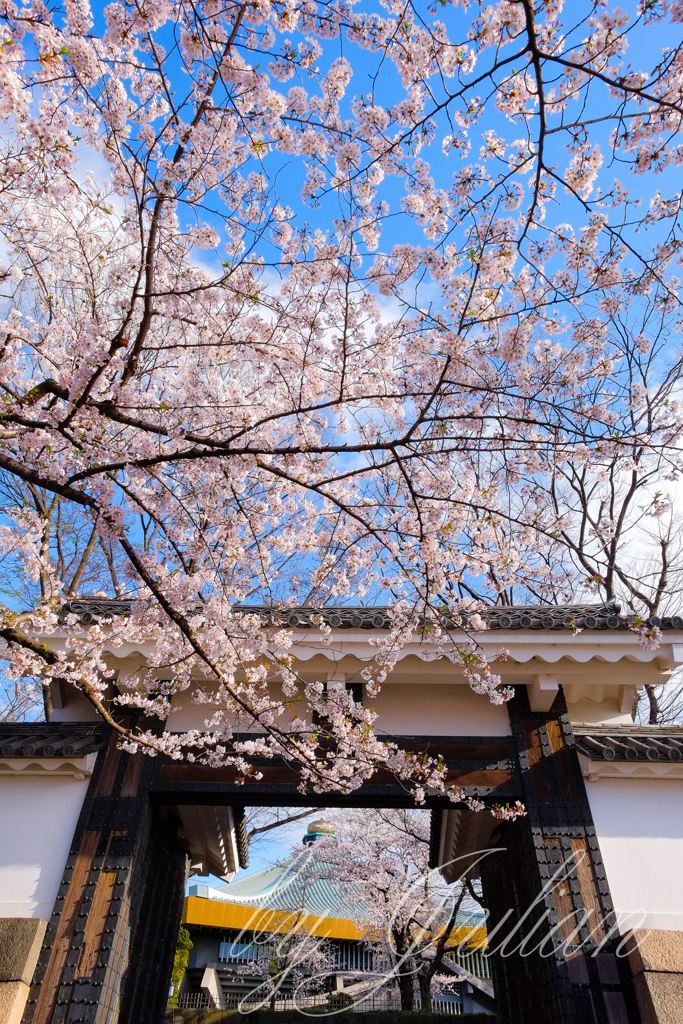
178, 819, 494, 1016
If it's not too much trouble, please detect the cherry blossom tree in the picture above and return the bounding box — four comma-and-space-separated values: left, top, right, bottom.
0, 0, 682, 787
231, 912, 337, 1011
308, 808, 482, 1011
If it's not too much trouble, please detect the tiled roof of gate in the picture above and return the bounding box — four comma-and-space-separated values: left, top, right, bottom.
58, 597, 680, 631
573, 725, 683, 762
0, 723, 105, 757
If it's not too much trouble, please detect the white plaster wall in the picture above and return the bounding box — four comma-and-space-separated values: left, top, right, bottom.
585, 777, 683, 931
163, 687, 220, 732
165, 679, 513, 735
0, 774, 89, 919
371, 684, 511, 736
49, 678, 103, 723
164, 687, 280, 732
565, 697, 633, 727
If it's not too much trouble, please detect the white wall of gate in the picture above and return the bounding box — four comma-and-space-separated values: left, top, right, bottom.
585, 774, 683, 932
0, 761, 91, 920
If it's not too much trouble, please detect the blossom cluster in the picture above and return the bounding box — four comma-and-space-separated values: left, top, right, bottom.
0, 0, 679, 792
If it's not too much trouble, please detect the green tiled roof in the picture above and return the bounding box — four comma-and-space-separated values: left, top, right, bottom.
187, 848, 487, 934
189, 849, 357, 919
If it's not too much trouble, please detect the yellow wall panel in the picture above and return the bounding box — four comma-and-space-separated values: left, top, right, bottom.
182, 896, 486, 949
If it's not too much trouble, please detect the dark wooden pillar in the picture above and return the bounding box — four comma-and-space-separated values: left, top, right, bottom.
24, 731, 187, 1024
479, 689, 641, 1024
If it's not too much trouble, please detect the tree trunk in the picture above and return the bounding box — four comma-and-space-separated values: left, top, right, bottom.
417, 882, 467, 1013
398, 968, 414, 1011
419, 972, 432, 1012
645, 684, 659, 724
393, 932, 415, 1011
42, 681, 53, 721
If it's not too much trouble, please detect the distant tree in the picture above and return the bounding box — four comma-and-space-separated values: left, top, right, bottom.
524, 296, 683, 724
446, 293, 683, 724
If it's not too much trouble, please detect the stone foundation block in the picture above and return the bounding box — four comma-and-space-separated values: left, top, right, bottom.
627, 929, 683, 976
632, 970, 683, 1024
0, 980, 30, 1024
0, 919, 47, 985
